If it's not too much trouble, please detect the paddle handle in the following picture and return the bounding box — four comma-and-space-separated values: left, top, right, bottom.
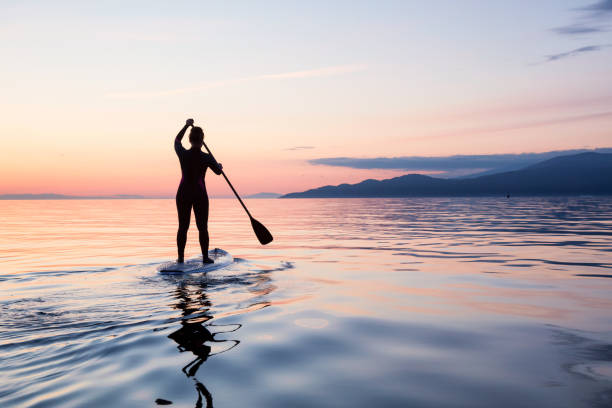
202, 141, 253, 219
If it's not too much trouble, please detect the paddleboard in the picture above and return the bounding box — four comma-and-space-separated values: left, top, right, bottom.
158, 248, 233, 274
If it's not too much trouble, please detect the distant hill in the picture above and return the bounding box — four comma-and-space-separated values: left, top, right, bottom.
281, 152, 612, 198
245, 192, 282, 199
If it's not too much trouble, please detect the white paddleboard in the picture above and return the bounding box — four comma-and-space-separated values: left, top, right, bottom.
158, 248, 233, 274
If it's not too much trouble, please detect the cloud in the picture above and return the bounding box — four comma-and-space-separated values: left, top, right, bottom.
544, 45, 604, 62
260, 64, 366, 80
552, 25, 603, 35
543, 0, 612, 63
553, 0, 612, 36
583, 0, 612, 14
285, 146, 315, 151
106, 64, 366, 99
309, 148, 612, 178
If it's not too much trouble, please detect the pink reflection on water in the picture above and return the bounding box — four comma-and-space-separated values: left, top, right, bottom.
1, 197, 611, 330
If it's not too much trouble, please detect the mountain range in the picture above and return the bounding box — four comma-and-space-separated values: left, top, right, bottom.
281, 152, 612, 198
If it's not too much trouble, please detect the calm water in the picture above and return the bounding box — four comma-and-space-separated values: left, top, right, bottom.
1, 197, 612, 407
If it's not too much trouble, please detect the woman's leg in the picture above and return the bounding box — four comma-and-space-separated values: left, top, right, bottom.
176, 194, 192, 262
193, 195, 210, 262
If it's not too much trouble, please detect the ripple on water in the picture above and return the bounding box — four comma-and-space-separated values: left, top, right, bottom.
0, 197, 611, 407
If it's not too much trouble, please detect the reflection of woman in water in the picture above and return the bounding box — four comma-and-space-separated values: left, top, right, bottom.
174, 119, 223, 264
165, 282, 240, 408
159, 262, 275, 407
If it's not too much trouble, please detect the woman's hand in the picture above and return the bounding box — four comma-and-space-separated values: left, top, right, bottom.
218, 163, 223, 171
186, 118, 194, 127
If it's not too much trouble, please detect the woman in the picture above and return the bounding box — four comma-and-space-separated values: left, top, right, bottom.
174, 119, 223, 264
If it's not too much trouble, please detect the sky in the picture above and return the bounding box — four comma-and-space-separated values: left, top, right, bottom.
1, 0, 611, 196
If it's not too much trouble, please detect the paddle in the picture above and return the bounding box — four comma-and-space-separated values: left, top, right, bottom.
202, 141, 273, 245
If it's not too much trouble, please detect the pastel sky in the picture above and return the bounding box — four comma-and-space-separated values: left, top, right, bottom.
1, 0, 611, 196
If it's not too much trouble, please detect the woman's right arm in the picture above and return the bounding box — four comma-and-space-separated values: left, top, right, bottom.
174, 119, 194, 152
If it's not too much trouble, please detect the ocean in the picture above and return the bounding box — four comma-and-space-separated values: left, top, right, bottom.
1, 197, 611, 407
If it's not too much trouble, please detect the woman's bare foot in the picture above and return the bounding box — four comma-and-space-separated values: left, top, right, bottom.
203, 257, 214, 264
177, 257, 184, 264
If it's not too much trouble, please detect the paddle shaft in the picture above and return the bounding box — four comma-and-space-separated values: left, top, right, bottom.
202, 141, 253, 219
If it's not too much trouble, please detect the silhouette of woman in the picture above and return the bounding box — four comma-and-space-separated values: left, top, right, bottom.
174, 119, 223, 264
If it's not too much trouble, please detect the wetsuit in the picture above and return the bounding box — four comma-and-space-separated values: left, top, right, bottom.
174, 137, 222, 260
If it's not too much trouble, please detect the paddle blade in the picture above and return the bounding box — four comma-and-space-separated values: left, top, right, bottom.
250, 217, 273, 245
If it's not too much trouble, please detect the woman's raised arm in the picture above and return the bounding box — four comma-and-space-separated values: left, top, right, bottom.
175, 118, 194, 143
174, 119, 194, 152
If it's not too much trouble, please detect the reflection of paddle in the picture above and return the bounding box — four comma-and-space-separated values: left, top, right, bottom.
203, 141, 273, 245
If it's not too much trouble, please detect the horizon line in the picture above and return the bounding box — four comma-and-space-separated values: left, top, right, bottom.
0, 193, 279, 200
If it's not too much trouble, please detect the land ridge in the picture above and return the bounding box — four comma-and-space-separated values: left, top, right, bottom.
281, 152, 612, 198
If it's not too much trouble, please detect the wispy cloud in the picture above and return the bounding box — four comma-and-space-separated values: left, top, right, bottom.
260, 64, 366, 80
106, 78, 250, 99
552, 25, 603, 35
285, 146, 315, 151
544, 45, 606, 62
106, 64, 366, 99
583, 0, 612, 14
309, 149, 612, 177
553, 0, 612, 36
545, 1, 612, 63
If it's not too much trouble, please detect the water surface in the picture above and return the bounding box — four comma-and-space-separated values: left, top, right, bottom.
1, 197, 611, 407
